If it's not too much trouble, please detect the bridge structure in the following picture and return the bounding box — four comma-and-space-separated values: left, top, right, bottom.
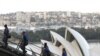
0, 27, 90, 56
0, 39, 40, 56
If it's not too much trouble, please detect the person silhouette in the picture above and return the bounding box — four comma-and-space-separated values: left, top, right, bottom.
62, 48, 67, 56
2, 24, 10, 48
42, 43, 51, 56
20, 31, 28, 56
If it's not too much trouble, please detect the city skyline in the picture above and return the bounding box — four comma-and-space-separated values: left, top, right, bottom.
0, 11, 100, 29
0, 0, 100, 14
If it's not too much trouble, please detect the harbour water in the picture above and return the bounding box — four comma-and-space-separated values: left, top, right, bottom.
89, 43, 100, 56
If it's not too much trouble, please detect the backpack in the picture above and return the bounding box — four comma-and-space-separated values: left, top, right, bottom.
8, 34, 11, 38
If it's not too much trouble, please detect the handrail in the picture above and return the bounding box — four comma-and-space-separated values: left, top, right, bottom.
0, 39, 63, 56
8, 41, 41, 56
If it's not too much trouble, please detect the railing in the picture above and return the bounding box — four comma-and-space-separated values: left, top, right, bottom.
8, 41, 41, 56
0, 39, 70, 56
8, 40, 60, 56
30, 43, 72, 56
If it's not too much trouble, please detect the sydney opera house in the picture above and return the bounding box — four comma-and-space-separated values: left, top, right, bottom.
41, 27, 89, 56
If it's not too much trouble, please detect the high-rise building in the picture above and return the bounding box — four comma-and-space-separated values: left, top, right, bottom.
43, 12, 47, 19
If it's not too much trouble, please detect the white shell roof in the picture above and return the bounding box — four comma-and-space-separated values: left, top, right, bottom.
50, 31, 79, 56
49, 27, 90, 56
67, 27, 90, 56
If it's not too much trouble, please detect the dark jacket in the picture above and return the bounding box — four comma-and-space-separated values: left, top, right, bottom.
22, 33, 28, 46
62, 51, 67, 56
4, 27, 9, 38
44, 46, 51, 56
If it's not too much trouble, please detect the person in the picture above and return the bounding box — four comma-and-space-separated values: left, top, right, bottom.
2, 24, 10, 48
20, 31, 28, 56
41, 43, 51, 56
62, 48, 67, 56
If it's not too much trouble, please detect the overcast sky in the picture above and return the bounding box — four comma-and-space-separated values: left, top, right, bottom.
0, 0, 100, 14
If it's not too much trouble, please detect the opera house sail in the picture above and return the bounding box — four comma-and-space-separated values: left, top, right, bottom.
41, 27, 90, 56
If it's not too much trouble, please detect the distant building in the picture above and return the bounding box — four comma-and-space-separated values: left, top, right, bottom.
16, 12, 31, 23
16, 12, 31, 31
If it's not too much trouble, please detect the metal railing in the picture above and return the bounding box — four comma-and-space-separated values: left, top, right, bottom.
0, 39, 70, 56
8, 40, 41, 56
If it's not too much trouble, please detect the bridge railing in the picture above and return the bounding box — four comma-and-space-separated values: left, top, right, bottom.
8, 41, 41, 56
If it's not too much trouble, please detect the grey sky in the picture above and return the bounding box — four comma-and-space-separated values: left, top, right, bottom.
0, 0, 100, 14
